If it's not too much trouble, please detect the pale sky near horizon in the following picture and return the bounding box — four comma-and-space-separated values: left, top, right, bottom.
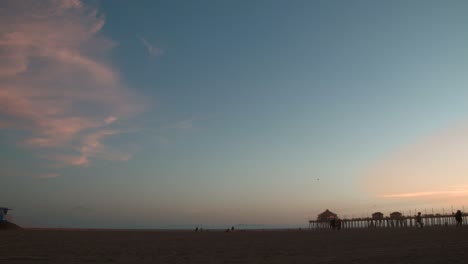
1, 0, 468, 228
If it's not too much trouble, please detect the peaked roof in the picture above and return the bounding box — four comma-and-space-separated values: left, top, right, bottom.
317, 209, 337, 221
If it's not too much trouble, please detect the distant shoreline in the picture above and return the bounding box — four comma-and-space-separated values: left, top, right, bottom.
22, 227, 307, 232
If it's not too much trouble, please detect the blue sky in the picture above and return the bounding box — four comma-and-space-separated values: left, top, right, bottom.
1, 0, 468, 228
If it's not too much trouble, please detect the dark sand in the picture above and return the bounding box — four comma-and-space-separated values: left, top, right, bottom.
0, 221, 21, 230
1, 227, 468, 263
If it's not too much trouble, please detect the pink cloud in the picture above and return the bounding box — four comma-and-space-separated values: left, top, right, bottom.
382, 189, 468, 198
0, 0, 146, 170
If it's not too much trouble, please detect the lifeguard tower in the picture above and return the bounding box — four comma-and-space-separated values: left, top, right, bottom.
0, 207, 11, 222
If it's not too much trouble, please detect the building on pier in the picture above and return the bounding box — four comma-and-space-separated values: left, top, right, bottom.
389, 211, 404, 227
372, 212, 384, 219
317, 209, 337, 222
371, 212, 384, 227
308, 209, 339, 229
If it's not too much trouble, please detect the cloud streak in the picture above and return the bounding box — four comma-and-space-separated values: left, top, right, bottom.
0, 0, 145, 170
383, 189, 468, 198
33, 173, 61, 179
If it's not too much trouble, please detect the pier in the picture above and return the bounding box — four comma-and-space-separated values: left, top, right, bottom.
309, 211, 468, 229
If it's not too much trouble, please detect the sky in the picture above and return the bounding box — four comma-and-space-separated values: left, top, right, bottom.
1, 0, 468, 228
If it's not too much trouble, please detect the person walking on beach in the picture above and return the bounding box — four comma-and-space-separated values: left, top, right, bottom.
330, 217, 336, 230
455, 210, 463, 227
416, 212, 423, 228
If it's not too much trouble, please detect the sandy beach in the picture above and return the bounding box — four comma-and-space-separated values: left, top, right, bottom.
1, 227, 467, 263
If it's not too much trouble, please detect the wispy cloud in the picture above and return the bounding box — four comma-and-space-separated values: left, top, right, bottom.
33, 173, 61, 179
383, 189, 468, 198
140, 37, 162, 57
173, 119, 194, 130
0, 0, 146, 171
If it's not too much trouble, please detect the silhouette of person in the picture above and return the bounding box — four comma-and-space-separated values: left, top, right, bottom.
416, 212, 423, 228
455, 210, 463, 227
330, 218, 336, 230
336, 218, 342, 230
231, 226, 234, 231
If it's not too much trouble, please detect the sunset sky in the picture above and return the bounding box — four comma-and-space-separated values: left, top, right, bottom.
1, 0, 468, 228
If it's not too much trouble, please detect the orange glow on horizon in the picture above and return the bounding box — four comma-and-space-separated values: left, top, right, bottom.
361, 124, 468, 209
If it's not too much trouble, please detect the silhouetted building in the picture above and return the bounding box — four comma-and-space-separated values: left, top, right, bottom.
317, 209, 338, 222
390, 212, 403, 219
372, 212, 384, 220
389, 211, 404, 227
